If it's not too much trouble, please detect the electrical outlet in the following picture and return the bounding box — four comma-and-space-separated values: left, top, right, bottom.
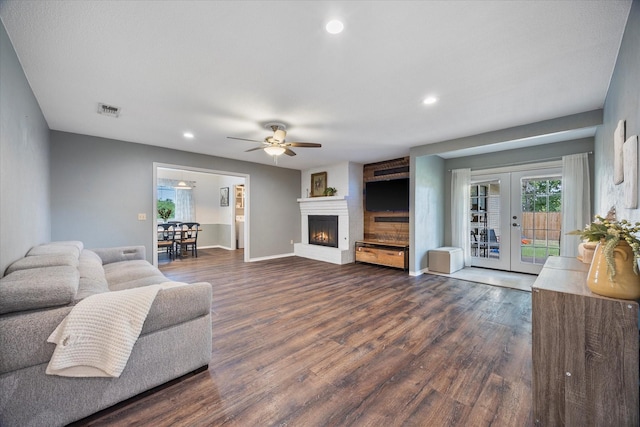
138, 213, 147, 220
290, 240, 294, 244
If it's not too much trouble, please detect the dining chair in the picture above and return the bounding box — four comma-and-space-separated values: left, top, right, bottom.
157, 223, 176, 260
177, 222, 199, 258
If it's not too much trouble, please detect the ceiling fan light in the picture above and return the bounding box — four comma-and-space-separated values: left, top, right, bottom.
273, 129, 286, 142
264, 145, 286, 156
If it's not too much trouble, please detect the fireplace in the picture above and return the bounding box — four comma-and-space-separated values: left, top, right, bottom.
308, 215, 338, 248
296, 192, 362, 264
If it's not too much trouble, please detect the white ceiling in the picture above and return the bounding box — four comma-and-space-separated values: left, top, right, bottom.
0, 1, 631, 170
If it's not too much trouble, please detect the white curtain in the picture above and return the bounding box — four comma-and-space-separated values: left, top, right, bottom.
560, 153, 590, 257
451, 168, 472, 267
175, 187, 196, 222
157, 179, 196, 222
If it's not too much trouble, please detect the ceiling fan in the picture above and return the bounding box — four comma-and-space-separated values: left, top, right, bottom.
227, 123, 321, 157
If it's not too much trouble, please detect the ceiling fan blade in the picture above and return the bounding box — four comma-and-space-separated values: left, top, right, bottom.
227, 136, 263, 143
245, 146, 264, 152
286, 142, 322, 148
284, 148, 297, 156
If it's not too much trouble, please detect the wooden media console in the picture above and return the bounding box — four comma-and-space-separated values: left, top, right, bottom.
355, 241, 409, 270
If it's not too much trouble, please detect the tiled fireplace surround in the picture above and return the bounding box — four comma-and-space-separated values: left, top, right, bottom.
294, 196, 363, 264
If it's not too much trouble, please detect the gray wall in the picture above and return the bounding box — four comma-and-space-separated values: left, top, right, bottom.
347, 162, 364, 244
595, 0, 640, 221
0, 21, 51, 275
50, 131, 301, 262
442, 137, 595, 245
198, 224, 232, 249
410, 155, 445, 274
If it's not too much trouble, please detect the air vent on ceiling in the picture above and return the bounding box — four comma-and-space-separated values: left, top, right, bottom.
97, 103, 120, 118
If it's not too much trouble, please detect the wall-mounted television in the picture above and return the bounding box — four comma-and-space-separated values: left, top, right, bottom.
365, 178, 409, 212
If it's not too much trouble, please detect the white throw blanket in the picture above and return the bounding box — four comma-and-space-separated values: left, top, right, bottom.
46, 283, 184, 378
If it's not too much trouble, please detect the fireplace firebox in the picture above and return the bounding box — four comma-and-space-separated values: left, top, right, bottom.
308, 215, 338, 248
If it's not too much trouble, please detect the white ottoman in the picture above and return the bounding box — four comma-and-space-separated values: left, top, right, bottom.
428, 247, 464, 273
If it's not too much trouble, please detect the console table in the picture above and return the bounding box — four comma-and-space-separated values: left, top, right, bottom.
355, 241, 409, 270
532, 256, 639, 426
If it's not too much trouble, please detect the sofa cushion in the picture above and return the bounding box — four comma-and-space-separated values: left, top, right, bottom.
92, 246, 145, 265
0, 306, 71, 374
75, 250, 109, 300
103, 260, 167, 291
0, 266, 79, 314
27, 241, 83, 259
140, 282, 212, 335
5, 253, 79, 275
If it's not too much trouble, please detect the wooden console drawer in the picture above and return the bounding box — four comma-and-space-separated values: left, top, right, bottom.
355, 241, 409, 270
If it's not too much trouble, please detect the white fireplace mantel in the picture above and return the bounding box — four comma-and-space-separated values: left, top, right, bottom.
297, 196, 349, 216
296, 196, 345, 202
294, 195, 360, 265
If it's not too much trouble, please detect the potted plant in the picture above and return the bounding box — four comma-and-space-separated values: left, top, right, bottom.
158, 207, 172, 222
568, 207, 640, 299
323, 187, 337, 196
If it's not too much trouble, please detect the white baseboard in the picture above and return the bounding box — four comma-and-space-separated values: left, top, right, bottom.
249, 252, 295, 262
198, 245, 235, 251
409, 268, 429, 277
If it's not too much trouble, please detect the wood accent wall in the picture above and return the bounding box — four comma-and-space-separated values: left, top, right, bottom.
363, 157, 410, 245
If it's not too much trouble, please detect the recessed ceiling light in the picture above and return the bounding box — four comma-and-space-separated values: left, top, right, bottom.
326, 20, 344, 34
423, 96, 438, 105
183, 132, 194, 139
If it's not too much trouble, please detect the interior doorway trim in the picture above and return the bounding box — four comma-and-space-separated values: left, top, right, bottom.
152, 162, 250, 265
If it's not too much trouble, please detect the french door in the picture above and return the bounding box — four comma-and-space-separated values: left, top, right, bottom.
470, 173, 511, 271
470, 166, 562, 274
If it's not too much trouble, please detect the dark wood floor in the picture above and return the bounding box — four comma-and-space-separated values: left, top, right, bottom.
82, 248, 533, 426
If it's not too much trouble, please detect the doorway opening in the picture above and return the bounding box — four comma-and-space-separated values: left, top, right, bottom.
153, 163, 249, 266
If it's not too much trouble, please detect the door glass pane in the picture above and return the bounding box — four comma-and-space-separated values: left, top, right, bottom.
520, 177, 561, 265
470, 181, 501, 260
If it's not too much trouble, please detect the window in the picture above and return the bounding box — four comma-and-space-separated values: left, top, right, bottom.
157, 186, 176, 220
157, 180, 196, 222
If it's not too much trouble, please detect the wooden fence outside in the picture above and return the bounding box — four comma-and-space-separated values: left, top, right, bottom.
521, 212, 561, 241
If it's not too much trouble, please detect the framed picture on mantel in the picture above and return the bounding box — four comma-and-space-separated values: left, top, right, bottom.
310, 172, 327, 197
